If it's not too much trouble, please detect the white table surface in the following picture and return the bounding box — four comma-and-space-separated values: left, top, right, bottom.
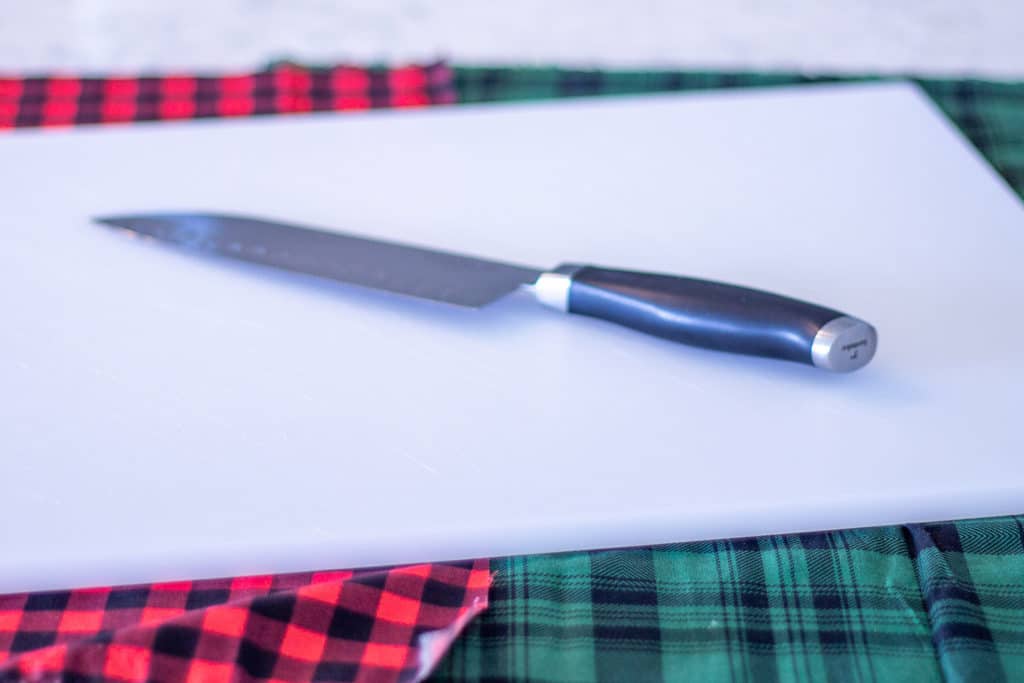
2, 1, 1022, 76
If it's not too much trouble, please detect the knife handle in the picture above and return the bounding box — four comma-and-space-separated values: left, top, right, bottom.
534, 265, 877, 372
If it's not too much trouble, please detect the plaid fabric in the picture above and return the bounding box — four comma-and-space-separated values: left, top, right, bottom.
0, 62, 480, 683
431, 67, 1024, 683
453, 67, 1024, 200
0, 561, 490, 683
434, 519, 1024, 683
0, 63, 455, 129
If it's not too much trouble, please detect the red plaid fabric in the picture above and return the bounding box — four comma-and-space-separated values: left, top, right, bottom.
0, 61, 480, 682
0, 63, 455, 129
0, 561, 490, 683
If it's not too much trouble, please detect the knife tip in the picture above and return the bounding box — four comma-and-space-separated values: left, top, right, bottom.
93, 215, 128, 228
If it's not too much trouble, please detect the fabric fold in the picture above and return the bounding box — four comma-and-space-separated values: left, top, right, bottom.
0, 561, 491, 683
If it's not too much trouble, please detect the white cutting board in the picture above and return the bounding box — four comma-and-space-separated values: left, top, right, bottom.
1, 83, 1022, 593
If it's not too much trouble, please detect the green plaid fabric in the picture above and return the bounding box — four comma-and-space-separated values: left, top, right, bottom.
431, 68, 1024, 683
435, 519, 1024, 682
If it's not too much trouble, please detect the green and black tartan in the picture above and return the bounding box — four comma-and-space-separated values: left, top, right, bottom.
431, 68, 1024, 683
436, 519, 1024, 682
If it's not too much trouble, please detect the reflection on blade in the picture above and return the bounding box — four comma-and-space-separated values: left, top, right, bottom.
95, 213, 543, 307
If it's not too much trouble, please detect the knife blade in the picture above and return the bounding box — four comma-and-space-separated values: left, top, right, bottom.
95, 213, 877, 372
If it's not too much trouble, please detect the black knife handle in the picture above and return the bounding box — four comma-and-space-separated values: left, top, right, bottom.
535, 265, 877, 371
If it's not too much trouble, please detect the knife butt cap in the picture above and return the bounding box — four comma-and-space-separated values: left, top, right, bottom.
811, 316, 878, 372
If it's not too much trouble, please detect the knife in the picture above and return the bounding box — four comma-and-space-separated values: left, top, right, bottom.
95, 213, 877, 372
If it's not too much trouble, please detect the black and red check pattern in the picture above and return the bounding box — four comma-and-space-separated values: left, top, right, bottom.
0, 561, 490, 683
0, 63, 455, 129
0, 60, 474, 682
